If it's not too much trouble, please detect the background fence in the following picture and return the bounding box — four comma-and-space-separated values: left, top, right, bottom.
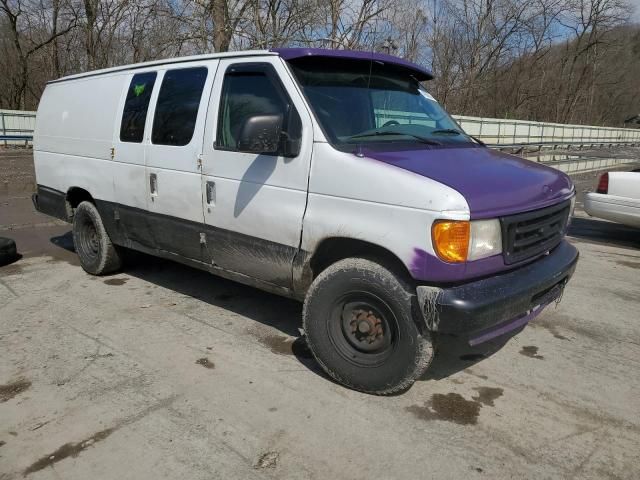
453, 115, 640, 148
2, 109, 640, 151
0, 109, 36, 146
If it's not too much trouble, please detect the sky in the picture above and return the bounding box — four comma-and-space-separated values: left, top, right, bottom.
632, 0, 640, 21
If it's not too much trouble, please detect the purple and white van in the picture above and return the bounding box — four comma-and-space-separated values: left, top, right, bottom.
32, 48, 578, 394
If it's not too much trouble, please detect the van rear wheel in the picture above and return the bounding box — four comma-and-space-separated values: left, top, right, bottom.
303, 258, 434, 395
72, 201, 122, 275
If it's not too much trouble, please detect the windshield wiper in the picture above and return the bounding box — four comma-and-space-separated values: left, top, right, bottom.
468, 134, 486, 146
432, 128, 486, 146
347, 131, 442, 145
431, 129, 462, 135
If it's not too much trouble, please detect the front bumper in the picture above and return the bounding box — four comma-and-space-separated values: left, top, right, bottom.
416, 240, 579, 345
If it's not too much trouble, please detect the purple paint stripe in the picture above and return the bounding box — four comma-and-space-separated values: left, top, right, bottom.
468, 303, 549, 346
410, 247, 508, 283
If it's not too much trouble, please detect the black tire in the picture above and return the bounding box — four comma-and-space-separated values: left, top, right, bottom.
72, 201, 122, 275
0, 237, 18, 266
302, 257, 434, 395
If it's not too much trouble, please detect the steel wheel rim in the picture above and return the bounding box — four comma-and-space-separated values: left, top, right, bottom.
327, 291, 398, 368
78, 216, 99, 261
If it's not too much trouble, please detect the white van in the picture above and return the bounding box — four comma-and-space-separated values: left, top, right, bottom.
33, 48, 578, 394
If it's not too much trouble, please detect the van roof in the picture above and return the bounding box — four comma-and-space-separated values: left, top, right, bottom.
48, 50, 276, 84
48, 48, 433, 84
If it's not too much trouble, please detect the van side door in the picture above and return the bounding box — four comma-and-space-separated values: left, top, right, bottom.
111, 69, 158, 248
200, 57, 313, 288
144, 60, 218, 261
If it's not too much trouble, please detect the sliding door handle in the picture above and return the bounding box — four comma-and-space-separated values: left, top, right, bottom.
150, 173, 158, 197
206, 180, 215, 205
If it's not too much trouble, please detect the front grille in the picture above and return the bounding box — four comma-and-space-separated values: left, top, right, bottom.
501, 200, 571, 265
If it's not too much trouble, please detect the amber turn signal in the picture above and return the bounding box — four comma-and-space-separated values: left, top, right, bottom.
432, 220, 470, 263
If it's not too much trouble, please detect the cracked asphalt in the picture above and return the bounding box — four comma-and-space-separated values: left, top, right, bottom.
1, 149, 639, 479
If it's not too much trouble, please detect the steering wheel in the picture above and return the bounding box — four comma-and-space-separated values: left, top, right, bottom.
382, 120, 400, 127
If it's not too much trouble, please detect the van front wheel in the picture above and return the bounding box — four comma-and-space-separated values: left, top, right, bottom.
303, 258, 434, 395
72, 201, 122, 275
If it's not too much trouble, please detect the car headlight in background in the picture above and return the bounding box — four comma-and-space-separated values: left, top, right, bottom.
432, 219, 502, 263
567, 194, 576, 226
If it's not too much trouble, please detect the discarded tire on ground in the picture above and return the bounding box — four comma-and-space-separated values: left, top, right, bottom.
0, 237, 19, 266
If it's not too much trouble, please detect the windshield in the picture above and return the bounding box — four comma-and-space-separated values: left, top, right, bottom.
288, 58, 476, 151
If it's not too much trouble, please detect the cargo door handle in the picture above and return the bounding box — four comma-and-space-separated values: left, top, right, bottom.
150, 173, 158, 197
206, 181, 215, 206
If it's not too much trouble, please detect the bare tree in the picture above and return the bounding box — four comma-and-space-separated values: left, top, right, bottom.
0, 0, 76, 108
0, 0, 637, 126
242, 0, 315, 48
190, 0, 251, 52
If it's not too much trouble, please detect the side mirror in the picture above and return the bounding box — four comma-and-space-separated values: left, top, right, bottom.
236, 114, 283, 154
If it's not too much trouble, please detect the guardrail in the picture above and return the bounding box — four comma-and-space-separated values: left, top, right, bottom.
1, 109, 36, 146
485, 140, 640, 153
452, 115, 640, 148
3, 108, 640, 152
375, 109, 640, 148
0, 135, 33, 147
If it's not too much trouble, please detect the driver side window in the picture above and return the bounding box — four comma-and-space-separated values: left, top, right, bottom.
216, 66, 288, 151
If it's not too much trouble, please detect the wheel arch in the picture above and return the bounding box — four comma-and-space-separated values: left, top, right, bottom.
66, 187, 94, 208
307, 237, 414, 285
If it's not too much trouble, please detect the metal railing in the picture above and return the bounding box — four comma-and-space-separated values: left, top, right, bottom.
1, 109, 36, 146
3, 108, 640, 151
452, 115, 640, 149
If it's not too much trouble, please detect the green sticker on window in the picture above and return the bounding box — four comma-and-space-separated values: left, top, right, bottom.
133, 83, 146, 97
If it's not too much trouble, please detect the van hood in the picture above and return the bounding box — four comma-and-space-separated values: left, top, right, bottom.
362, 146, 574, 219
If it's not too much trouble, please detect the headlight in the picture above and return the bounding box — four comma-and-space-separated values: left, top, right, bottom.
468, 219, 502, 260
432, 219, 502, 263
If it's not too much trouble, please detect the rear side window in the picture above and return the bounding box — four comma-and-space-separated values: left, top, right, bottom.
217, 68, 290, 151
120, 72, 157, 143
152, 67, 208, 146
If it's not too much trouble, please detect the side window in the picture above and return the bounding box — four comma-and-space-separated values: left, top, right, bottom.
151, 67, 207, 146
120, 72, 156, 143
217, 66, 300, 153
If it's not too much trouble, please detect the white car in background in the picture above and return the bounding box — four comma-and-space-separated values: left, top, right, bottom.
584, 170, 640, 228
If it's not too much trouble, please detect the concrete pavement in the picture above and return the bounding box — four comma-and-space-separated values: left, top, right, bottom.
1, 149, 639, 479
